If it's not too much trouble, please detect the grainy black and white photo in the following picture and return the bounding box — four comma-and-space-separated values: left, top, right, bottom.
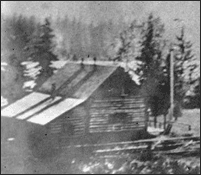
1, 1, 200, 174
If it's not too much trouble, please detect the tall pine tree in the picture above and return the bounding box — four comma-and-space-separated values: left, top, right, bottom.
25, 18, 58, 89
173, 27, 197, 104
135, 14, 167, 126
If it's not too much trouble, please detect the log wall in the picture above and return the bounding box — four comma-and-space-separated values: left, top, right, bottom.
89, 96, 146, 133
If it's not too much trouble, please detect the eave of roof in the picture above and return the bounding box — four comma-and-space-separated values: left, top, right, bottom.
1, 92, 85, 125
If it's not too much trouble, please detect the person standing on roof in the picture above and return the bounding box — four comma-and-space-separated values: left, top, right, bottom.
50, 83, 56, 101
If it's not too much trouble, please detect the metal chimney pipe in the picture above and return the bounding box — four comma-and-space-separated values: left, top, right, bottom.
81, 58, 84, 67
93, 57, 97, 66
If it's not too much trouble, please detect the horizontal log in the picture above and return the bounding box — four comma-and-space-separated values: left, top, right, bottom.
95, 145, 148, 153
74, 129, 85, 132
90, 106, 145, 111
90, 113, 145, 117
89, 125, 145, 129
90, 117, 108, 120
90, 119, 145, 124
90, 121, 108, 124
65, 118, 84, 121
90, 121, 108, 125
90, 120, 145, 125
91, 102, 144, 106
91, 103, 145, 107
89, 126, 145, 132
89, 127, 145, 132
68, 121, 85, 124
50, 128, 62, 131
89, 126, 145, 133
90, 109, 145, 114
89, 124, 145, 129
89, 122, 145, 128
90, 113, 145, 116
93, 98, 144, 103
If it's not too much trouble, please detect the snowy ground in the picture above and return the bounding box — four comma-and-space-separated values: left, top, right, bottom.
171, 109, 200, 136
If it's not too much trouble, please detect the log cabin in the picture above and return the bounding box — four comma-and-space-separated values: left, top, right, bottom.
1, 61, 148, 156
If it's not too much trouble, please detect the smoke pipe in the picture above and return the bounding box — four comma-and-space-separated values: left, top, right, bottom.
81, 58, 84, 67
93, 57, 97, 67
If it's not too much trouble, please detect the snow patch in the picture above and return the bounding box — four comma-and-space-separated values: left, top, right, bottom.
1, 62, 7, 71
21, 61, 39, 68
50, 60, 67, 69
22, 61, 42, 79
23, 80, 36, 91
24, 67, 42, 79
7, 138, 15, 141
147, 127, 164, 135
120, 60, 142, 85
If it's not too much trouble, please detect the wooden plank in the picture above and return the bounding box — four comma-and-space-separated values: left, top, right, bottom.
67, 136, 200, 149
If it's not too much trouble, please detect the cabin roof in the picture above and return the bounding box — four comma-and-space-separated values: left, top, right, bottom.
39, 62, 119, 99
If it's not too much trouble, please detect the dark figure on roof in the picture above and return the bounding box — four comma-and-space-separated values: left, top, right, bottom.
81, 58, 84, 66
93, 57, 97, 64
51, 83, 56, 100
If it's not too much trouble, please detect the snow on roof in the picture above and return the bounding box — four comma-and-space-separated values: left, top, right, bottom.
1, 92, 85, 125
27, 98, 85, 125
16, 96, 61, 120
1, 92, 50, 118
50, 60, 68, 69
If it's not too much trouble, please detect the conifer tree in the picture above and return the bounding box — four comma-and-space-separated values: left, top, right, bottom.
25, 19, 57, 75
135, 14, 167, 125
24, 18, 58, 89
173, 27, 197, 104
